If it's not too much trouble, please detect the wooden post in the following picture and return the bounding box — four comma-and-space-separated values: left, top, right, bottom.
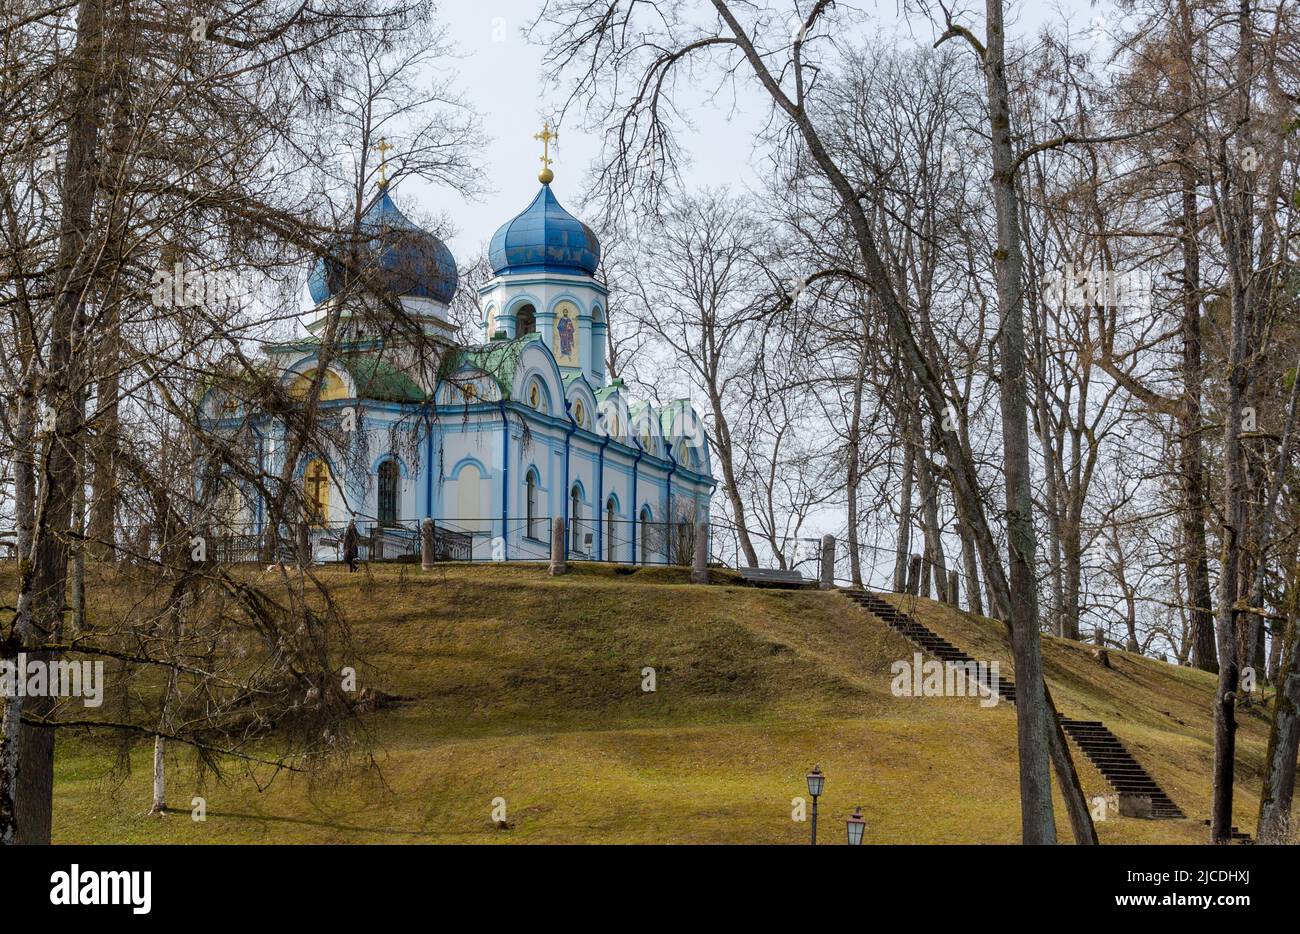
948, 569, 961, 608
819, 534, 835, 590
690, 520, 709, 584
906, 554, 922, 596
549, 516, 567, 576
421, 518, 436, 570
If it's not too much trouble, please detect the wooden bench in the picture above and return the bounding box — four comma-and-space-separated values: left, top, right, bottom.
738, 567, 807, 588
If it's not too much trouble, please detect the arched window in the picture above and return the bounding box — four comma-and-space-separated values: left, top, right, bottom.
605, 497, 617, 562
377, 459, 399, 527
290, 368, 347, 401
571, 485, 583, 553
516, 304, 536, 336
639, 506, 652, 565
455, 462, 484, 532
304, 458, 330, 526
526, 469, 540, 539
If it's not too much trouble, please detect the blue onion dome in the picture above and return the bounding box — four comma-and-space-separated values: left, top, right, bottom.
488, 182, 601, 277
309, 185, 458, 305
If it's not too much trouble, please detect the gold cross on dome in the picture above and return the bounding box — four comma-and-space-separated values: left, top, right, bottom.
375, 137, 394, 187
535, 122, 557, 168
534, 122, 558, 182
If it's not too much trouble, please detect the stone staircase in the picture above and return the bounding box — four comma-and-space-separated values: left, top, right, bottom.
1056, 718, 1185, 819
1200, 820, 1254, 843
844, 589, 1223, 833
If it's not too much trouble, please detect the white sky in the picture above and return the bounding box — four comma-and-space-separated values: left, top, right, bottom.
421, 0, 1108, 263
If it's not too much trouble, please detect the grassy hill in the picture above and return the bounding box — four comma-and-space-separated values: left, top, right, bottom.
25, 562, 1276, 843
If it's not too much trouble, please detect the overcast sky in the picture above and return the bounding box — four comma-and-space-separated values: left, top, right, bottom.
421, 0, 1110, 262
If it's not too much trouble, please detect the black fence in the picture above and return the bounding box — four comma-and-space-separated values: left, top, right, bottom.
80, 516, 708, 568
429, 516, 704, 566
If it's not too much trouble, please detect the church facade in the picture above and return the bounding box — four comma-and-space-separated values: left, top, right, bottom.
204, 142, 715, 564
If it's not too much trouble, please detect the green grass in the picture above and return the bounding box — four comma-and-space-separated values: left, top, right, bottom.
26, 561, 1274, 843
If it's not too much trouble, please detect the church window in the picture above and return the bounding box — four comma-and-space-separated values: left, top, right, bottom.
377, 459, 399, 527
305, 458, 330, 526
516, 304, 536, 336
291, 368, 347, 401
526, 469, 540, 539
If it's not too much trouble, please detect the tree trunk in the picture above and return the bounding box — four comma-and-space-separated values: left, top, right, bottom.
957, 518, 985, 616
1257, 566, 1299, 843
1210, 0, 1255, 846
981, 0, 1057, 843
846, 343, 868, 588
914, 412, 948, 602
894, 422, 915, 592
708, 390, 761, 568
88, 369, 120, 562
150, 737, 166, 815
1172, 0, 1217, 675
15, 0, 106, 845
1060, 523, 1083, 641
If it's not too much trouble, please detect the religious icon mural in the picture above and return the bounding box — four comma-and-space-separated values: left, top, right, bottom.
554, 303, 579, 366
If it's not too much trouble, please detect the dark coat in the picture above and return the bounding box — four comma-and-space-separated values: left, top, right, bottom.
342, 523, 360, 563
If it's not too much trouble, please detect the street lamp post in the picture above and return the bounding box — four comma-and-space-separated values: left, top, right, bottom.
846, 806, 866, 846
806, 765, 825, 845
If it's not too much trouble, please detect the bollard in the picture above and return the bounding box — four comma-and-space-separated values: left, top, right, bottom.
421, 517, 436, 570
549, 516, 567, 576
819, 534, 835, 590
691, 520, 709, 584
948, 569, 960, 608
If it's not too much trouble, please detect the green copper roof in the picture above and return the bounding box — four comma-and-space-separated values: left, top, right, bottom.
453, 332, 541, 398
340, 356, 425, 403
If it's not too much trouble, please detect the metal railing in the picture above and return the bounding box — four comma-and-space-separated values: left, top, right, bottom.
73, 517, 706, 567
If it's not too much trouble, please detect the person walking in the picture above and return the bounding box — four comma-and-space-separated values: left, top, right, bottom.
343, 517, 360, 572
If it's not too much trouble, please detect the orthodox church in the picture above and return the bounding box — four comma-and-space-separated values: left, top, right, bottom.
205, 129, 715, 564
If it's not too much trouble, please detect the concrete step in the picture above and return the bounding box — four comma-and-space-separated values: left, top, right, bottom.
848, 590, 1198, 829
